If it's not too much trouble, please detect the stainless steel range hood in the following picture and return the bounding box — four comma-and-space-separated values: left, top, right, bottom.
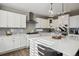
27, 12, 37, 23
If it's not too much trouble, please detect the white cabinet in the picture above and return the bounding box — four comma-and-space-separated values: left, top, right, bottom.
20, 37, 27, 47
35, 18, 49, 28
51, 19, 59, 28
45, 14, 69, 28
62, 14, 69, 25
0, 37, 14, 52
12, 37, 20, 49
58, 14, 69, 26
7, 11, 26, 28
0, 38, 5, 52
4, 37, 14, 51
20, 15, 26, 28
70, 15, 79, 28
35, 18, 41, 28
41, 19, 49, 28
12, 36, 27, 49
0, 10, 7, 27
7, 12, 21, 28
0, 35, 27, 54
0, 10, 26, 28
58, 16, 63, 26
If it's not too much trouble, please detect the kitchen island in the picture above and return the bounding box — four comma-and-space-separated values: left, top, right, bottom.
29, 35, 79, 56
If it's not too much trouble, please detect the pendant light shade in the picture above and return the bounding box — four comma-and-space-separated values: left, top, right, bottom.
61, 3, 64, 14
49, 3, 53, 17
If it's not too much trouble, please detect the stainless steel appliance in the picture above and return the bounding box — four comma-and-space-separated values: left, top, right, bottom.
38, 44, 63, 56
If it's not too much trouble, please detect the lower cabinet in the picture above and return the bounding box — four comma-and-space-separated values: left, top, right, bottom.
20, 37, 27, 48
30, 40, 63, 56
0, 36, 27, 54
0, 38, 8, 52
0, 37, 14, 52
13, 37, 20, 49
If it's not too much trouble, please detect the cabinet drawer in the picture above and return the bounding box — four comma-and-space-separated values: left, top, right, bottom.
38, 50, 45, 56
37, 44, 63, 56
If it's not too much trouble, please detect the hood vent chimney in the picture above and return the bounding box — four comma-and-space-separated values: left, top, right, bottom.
27, 12, 37, 23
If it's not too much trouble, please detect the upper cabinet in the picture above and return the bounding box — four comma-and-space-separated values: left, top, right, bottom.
70, 15, 79, 28
35, 14, 69, 29
51, 14, 69, 28
35, 18, 41, 28
7, 11, 21, 28
35, 18, 49, 28
0, 10, 8, 27
51, 19, 59, 28
0, 10, 26, 28
58, 14, 69, 26
20, 15, 26, 28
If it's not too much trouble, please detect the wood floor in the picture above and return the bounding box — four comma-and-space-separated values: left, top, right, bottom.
0, 48, 29, 56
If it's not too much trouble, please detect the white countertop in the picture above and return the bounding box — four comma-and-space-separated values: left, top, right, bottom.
0, 34, 27, 39
30, 36, 79, 56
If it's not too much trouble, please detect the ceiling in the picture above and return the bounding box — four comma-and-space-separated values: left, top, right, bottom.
1, 3, 79, 17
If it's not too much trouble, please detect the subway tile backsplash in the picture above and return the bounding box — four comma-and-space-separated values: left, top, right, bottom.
0, 28, 26, 36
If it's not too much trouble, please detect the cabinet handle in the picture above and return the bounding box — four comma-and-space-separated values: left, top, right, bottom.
38, 46, 45, 50
38, 51, 45, 56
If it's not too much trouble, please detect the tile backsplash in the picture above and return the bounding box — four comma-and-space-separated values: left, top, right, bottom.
0, 28, 26, 36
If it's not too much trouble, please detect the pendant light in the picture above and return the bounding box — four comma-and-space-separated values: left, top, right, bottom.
48, 3, 53, 32
61, 3, 64, 15
49, 3, 53, 24
49, 3, 53, 17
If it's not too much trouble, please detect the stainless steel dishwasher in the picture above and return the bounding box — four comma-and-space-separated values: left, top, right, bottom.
37, 44, 63, 56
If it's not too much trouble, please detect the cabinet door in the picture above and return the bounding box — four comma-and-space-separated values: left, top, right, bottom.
0, 37, 14, 52
14, 13, 21, 28
51, 19, 59, 28
42, 20, 49, 28
70, 16, 78, 28
20, 15, 26, 28
13, 37, 20, 49
75, 15, 79, 28
35, 18, 49, 28
0, 10, 7, 27
7, 12, 21, 28
20, 37, 27, 47
0, 38, 5, 52
5, 37, 14, 51
35, 18, 41, 28
40, 19, 46, 28
62, 14, 69, 25
59, 14, 69, 25
40, 19, 45, 28
7, 12, 15, 27
58, 14, 69, 27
